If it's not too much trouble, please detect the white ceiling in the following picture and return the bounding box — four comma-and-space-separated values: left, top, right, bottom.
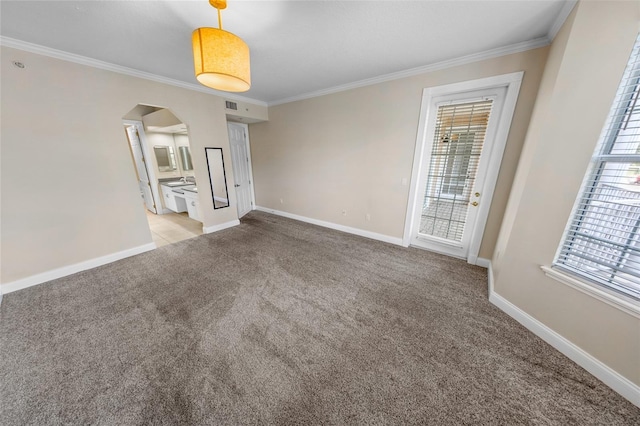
0, 1, 574, 105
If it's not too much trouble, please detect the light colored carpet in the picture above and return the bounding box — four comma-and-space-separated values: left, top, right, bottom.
1, 211, 638, 425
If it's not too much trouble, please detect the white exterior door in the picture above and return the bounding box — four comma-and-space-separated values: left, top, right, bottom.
404, 73, 523, 263
227, 122, 254, 218
125, 124, 156, 214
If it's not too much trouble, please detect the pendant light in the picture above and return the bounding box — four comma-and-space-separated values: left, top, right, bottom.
192, 0, 251, 92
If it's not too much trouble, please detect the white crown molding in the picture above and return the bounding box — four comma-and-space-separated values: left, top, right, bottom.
547, 0, 578, 41
2, 13, 568, 111
268, 37, 550, 106
0, 36, 268, 107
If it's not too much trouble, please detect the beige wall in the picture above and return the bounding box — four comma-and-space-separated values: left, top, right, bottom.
249, 47, 549, 258
492, 1, 640, 386
0, 46, 240, 285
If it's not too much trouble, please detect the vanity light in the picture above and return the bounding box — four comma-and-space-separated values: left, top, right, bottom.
192, 0, 251, 92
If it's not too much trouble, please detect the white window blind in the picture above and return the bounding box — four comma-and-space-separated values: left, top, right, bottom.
419, 100, 493, 242
555, 34, 640, 301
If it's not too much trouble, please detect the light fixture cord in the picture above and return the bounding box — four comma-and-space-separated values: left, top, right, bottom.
217, 7, 223, 30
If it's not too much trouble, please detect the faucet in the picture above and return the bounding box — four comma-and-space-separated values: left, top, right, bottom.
180, 176, 187, 183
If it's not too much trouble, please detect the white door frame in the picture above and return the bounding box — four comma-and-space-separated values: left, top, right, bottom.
123, 120, 162, 214
227, 121, 256, 214
403, 72, 523, 265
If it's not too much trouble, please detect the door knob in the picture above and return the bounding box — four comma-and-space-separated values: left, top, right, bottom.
470, 201, 479, 207
474, 192, 480, 197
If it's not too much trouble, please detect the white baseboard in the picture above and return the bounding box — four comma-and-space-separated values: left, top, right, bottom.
488, 261, 495, 294
1, 243, 157, 295
255, 206, 404, 246
488, 267, 640, 408
203, 219, 240, 234
475, 257, 491, 268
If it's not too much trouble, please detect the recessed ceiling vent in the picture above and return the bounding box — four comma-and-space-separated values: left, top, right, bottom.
225, 101, 238, 110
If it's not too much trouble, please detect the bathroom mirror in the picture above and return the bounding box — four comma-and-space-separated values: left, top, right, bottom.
153, 145, 177, 172
205, 147, 230, 209
178, 146, 193, 171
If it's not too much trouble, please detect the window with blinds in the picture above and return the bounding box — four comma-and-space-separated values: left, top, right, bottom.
555, 34, 640, 302
419, 99, 493, 242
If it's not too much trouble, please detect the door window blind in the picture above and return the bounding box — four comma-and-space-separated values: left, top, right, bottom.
555, 33, 640, 301
419, 100, 493, 242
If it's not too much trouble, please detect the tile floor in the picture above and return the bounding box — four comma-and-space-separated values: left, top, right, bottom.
145, 210, 203, 247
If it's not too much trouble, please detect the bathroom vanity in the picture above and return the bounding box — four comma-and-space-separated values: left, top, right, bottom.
160, 181, 202, 223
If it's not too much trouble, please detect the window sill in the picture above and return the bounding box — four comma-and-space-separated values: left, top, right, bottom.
540, 266, 640, 319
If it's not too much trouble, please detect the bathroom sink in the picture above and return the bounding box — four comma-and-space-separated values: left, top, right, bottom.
164, 181, 191, 187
